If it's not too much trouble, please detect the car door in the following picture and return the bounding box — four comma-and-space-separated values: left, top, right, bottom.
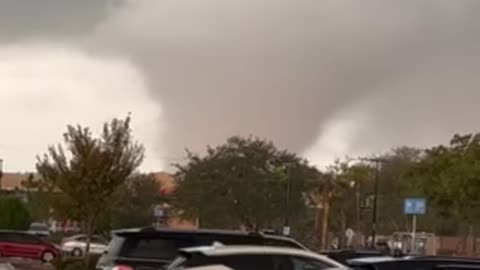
10, 233, 44, 259
90, 236, 108, 253
0, 232, 17, 257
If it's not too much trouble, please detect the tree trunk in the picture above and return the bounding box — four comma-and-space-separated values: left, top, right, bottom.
84, 216, 96, 268
321, 198, 330, 250
340, 209, 347, 248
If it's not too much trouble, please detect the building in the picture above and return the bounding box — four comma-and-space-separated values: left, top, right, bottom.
152, 172, 197, 229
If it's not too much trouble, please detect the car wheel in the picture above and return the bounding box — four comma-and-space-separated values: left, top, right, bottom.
41, 251, 56, 263
71, 248, 83, 257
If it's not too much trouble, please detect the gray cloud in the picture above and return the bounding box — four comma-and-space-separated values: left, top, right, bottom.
91, 0, 480, 160
0, 0, 108, 42
3, 0, 480, 169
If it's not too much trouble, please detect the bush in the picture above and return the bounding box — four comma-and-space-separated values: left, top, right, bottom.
0, 197, 31, 230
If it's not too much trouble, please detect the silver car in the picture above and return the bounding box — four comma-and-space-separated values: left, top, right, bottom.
61, 234, 108, 257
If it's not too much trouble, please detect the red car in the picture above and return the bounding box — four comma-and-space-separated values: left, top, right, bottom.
0, 231, 59, 262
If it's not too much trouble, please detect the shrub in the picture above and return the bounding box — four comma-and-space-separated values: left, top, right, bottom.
0, 197, 31, 230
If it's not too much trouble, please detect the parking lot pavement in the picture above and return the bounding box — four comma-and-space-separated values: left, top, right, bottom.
0, 258, 53, 270
0, 264, 14, 270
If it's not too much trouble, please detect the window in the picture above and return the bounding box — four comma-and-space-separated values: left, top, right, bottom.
194, 235, 263, 246
434, 264, 480, 270
120, 237, 194, 260
91, 236, 106, 244
11, 233, 41, 244
105, 235, 125, 256
218, 255, 275, 270
263, 238, 304, 249
374, 261, 432, 270
174, 254, 275, 270
273, 256, 333, 270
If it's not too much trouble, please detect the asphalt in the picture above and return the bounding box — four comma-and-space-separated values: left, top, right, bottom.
0, 258, 52, 270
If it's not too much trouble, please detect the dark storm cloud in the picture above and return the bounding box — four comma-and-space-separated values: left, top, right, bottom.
91, 0, 480, 160
0, 0, 108, 42
4, 0, 480, 167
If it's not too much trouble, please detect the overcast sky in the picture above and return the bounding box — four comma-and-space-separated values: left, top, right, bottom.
1, 0, 480, 172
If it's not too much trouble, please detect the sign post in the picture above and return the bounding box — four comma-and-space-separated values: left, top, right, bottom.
404, 198, 426, 254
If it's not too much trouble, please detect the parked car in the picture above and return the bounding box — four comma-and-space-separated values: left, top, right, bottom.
96, 227, 307, 270
166, 245, 347, 270
27, 222, 50, 237
0, 230, 59, 262
61, 234, 108, 257
347, 256, 480, 270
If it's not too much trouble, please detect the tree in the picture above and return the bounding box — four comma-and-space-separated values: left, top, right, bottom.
326, 160, 373, 248
21, 173, 52, 223
0, 197, 31, 230
410, 134, 480, 239
36, 116, 144, 260
173, 136, 318, 232
103, 173, 165, 231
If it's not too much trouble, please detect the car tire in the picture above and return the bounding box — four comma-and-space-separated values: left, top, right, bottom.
41, 250, 56, 263
71, 248, 83, 257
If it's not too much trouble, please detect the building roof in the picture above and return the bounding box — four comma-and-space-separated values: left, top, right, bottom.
152, 172, 176, 194
0, 173, 29, 191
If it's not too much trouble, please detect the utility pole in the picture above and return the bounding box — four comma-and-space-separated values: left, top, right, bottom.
283, 165, 291, 236
371, 159, 380, 248
359, 157, 386, 248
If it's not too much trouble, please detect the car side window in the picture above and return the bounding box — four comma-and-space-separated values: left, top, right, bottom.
121, 236, 195, 260
276, 256, 333, 270
194, 235, 262, 246
0, 233, 7, 241
16, 233, 41, 244
434, 265, 480, 270
76, 236, 87, 242
220, 255, 275, 270
263, 239, 303, 249
92, 236, 105, 244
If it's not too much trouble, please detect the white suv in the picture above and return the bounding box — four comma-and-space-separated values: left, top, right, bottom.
166, 245, 348, 270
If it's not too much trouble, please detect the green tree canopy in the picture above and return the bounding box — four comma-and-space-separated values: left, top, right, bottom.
104, 173, 165, 231
172, 136, 318, 232
410, 133, 480, 223
36, 115, 144, 255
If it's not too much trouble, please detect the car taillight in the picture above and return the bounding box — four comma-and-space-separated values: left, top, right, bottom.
112, 265, 133, 270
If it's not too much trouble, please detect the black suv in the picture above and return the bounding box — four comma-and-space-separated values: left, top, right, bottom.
96, 227, 307, 270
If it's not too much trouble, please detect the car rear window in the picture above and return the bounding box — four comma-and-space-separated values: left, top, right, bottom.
119, 237, 195, 260
106, 235, 125, 256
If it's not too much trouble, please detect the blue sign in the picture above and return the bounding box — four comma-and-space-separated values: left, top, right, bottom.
404, 198, 426, 215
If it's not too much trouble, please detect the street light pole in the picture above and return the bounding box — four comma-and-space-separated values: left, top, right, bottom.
371, 159, 380, 248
